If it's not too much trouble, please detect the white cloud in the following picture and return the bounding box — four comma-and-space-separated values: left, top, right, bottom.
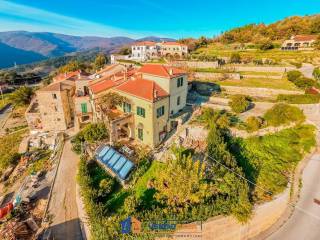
0, 0, 143, 38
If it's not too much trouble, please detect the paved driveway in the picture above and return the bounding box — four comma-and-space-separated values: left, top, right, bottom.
47, 139, 83, 240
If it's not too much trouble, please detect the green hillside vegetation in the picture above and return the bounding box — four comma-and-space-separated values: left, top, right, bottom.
217, 15, 320, 44
263, 103, 305, 127
236, 124, 316, 201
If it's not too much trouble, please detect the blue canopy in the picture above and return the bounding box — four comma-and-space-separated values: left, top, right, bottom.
96, 145, 134, 180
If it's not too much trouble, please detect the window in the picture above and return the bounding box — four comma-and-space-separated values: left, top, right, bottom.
137, 106, 145, 118
138, 128, 143, 141
52, 93, 57, 99
157, 106, 165, 118
123, 102, 131, 113
81, 103, 87, 113
177, 96, 181, 106
177, 77, 184, 87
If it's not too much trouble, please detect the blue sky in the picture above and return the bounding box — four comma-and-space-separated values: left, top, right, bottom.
0, 0, 319, 39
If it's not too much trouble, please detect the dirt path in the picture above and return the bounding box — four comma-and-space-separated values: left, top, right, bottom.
47, 140, 83, 240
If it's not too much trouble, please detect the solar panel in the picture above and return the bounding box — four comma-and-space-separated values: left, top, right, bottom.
102, 148, 115, 163
98, 145, 110, 159
118, 161, 134, 180
108, 152, 121, 168
113, 156, 127, 172
96, 146, 134, 180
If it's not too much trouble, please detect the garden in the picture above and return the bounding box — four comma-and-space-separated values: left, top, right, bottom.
75, 103, 316, 239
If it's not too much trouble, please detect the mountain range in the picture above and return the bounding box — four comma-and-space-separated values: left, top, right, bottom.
0, 31, 174, 69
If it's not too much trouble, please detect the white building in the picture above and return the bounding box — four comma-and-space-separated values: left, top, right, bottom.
131, 41, 188, 61
131, 41, 159, 61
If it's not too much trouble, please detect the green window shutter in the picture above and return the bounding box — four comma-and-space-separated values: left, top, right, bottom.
137, 107, 145, 118
81, 103, 87, 113
138, 128, 143, 140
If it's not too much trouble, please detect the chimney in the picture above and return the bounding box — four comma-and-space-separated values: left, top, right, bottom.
169, 68, 173, 75
154, 90, 158, 99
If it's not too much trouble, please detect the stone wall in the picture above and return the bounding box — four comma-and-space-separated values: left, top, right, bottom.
222, 86, 303, 98
234, 66, 296, 73
194, 72, 241, 80
172, 61, 219, 69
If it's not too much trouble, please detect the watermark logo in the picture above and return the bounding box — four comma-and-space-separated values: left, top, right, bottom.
121, 216, 202, 238
120, 216, 142, 234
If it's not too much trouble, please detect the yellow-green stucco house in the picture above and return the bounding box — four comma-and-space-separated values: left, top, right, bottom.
89, 64, 188, 148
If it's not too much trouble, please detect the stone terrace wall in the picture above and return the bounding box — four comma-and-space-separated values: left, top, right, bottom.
222, 86, 303, 98
172, 61, 219, 69
234, 66, 296, 73
194, 72, 241, 80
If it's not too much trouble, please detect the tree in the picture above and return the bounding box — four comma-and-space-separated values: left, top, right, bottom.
124, 195, 139, 214
229, 95, 252, 113
313, 67, 320, 81
96, 92, 128, 122
206, 125, 252, 222
118, 46, 132, 55
94, 54, 106, 70
9, 86, 34, 106
230, 52, 241, 64
154, 147, 215, 209
98, 178, 114, 197
58, 60, 80, 73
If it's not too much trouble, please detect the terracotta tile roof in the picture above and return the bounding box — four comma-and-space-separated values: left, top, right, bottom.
138, 64, 186, 78
293, 35, 318, 42
115, 77, 168, 102
53, 70, 80, 82
132, 41, 156, 46
161, 41, 187, 46
39, 80, 75, 92
90, 79, 117, 94
96, 64, 121, 75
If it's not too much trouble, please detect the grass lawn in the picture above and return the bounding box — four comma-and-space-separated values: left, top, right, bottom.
0, 93, 12, 110
0, 129, 27, 172
134, 161, 164, 199
218, 77, 298, 90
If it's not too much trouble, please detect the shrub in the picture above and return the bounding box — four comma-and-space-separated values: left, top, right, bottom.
229, 95, 252, 113
9, 87, 34, 106
230, 52, 241, 63
287, 70, 302, 82
71, 123, 108, 154
259, 41, 274, 50
277, 94, 320, 104
313, 67, 320, 81
294, 77, 317, 89
245, 116, 263, 132
263, 103, 305, 127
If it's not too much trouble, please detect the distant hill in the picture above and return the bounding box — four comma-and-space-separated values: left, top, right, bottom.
217, 15, 320, 44
0, 31, 175, 69
0, 42, 46, 68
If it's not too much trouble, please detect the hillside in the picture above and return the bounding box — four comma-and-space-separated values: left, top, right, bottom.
0, 31, 175, 69
217, 15, 320, 44
0, 42, 46, 68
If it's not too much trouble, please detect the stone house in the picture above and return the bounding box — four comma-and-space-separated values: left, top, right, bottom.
281, 35, 318, 50
26, 80, 75, 132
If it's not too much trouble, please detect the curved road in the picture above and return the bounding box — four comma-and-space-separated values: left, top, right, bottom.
268, 150, 320, 240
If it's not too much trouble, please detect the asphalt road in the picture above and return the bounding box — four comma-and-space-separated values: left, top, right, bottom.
268, 151, 320, 240
47, 140, 83, 240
